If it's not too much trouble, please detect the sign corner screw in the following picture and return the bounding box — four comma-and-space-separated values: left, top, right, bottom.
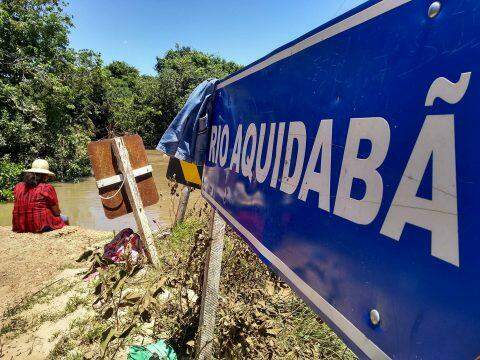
428, 1, 441, 18
370, 309, 380, 326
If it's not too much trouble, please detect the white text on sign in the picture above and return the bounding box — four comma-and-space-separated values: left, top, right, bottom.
208, 73, 472, 267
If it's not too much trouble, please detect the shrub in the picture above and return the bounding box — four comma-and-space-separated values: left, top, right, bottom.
0, 160, 24, 202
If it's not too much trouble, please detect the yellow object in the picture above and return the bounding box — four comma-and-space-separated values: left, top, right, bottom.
180, 160, 202, 185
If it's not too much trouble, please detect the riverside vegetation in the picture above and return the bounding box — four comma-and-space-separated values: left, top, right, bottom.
0, 0, 241, 201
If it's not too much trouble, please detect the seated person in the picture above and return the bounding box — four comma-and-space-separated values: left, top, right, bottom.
12, 159, 69, 233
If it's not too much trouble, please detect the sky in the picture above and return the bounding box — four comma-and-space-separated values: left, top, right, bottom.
66, 0, 367, 75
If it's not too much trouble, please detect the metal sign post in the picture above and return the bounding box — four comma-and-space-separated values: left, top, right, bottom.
111, 137, 159, 268
174, 186, 192, 226
196, 209, 226, 360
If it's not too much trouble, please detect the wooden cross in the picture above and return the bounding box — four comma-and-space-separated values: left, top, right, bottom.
110, 137, 159, 267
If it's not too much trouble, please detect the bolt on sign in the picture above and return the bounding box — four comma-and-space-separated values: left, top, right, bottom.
202, 1, 480, 359
88, 135, 159, 219
166, 157, 203, 189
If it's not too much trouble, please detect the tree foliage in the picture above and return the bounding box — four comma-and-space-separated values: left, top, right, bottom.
105, 45, 241, 147
0, 159, 23, 201
0, 0, 242, 190
0, 0, 102, 180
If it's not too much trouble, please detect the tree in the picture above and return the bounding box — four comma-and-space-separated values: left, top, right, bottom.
106, 60, 139, 80
142, 45, 242, 147
103, 47, 242, 148
0, 0, 243, 189
0, 0, 105, 180
155, 44, 241, 107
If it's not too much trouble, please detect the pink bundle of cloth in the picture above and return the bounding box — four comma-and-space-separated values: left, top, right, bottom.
103, 228, 145, 263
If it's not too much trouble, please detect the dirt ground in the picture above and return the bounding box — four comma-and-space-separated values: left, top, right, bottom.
0, 222, 356, 360
0, 226, 111, 315
0, 268, 93, 359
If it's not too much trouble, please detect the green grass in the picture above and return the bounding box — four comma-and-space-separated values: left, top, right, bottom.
0, 318, 27, 336
275, 301, 356, 359
69, 316, 109, 344
1, 281, 72, 336
48, 335, 77, 359
64, 295, 89, 314
49, 330, 62, 342
36, 311, 65, 325
3, 280, 75, 319
166, 218, 203, 250
28, 294, 90, 332
1, 282, 89, 339
47, 315, 108, 358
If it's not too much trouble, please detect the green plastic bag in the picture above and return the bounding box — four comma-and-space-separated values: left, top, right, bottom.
128, 340, 177, 360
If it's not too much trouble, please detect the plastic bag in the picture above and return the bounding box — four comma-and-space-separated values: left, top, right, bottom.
128, 340, 177, 360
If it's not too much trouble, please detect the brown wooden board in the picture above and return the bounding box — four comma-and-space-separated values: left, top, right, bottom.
87, 135, 159, 219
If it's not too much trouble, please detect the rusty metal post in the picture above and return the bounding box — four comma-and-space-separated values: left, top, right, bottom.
175, 186, 191, 226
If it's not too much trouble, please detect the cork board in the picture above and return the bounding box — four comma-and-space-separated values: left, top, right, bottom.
87, 135, 159, 219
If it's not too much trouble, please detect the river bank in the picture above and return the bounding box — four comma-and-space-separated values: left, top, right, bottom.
0, 221, 355, 359
0, 226, 112, 315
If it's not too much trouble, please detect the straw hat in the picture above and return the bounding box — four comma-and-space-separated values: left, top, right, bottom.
25, 159, 55, 176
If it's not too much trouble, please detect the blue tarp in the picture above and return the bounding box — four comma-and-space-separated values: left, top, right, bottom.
156, 79, 217, 165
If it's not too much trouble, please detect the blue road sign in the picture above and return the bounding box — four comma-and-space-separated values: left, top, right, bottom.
201, 0, 480, 358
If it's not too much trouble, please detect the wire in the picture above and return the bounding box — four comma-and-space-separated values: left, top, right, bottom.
333, 0, 349, 17
98, 177, 126, 200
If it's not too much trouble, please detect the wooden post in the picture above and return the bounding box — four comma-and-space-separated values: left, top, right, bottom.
175, 186, 191, 226
196, 208, 226, 360
112, 137, 159, 268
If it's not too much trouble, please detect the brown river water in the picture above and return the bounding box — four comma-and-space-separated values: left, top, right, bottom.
0, 151, 200, 232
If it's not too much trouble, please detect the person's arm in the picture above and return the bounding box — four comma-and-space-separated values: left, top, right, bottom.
43, 184, 62, 216
50, 204, 61, 217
